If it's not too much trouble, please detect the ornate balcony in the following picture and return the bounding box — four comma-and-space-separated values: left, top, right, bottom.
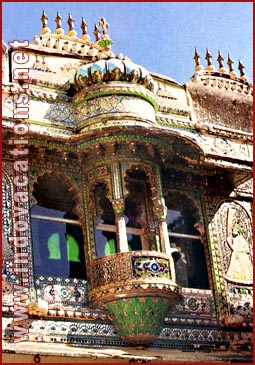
88, 251, 182, 345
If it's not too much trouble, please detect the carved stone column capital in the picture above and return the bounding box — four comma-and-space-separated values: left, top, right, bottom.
112, 198, 125, 215
152, 198, 167, 220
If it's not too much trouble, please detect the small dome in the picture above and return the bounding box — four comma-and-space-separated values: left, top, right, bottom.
70, 58, 157, 93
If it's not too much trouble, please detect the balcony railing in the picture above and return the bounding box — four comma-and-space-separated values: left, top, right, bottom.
89, 250, 181, 308
90, 250, 174, 288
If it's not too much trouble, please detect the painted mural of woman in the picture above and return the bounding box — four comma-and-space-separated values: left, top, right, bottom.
225, 222, 253, 285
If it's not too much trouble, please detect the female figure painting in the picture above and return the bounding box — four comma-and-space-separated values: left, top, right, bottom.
225, 223, 253, 285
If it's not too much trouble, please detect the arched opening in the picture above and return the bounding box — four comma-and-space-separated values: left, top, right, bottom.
124, 167, 154, 251
31, 173, 86, 279
165, 190, 209, 289
93, 182, 117, 257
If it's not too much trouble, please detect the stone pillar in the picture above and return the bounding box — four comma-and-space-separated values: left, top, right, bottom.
112, 198, 129, 252
153, 198, 171, 254
152, 195, 176, 282
111, 162, 129, 252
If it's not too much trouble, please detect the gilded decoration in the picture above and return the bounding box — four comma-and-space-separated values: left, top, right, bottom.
1, 10, 253, 358
90, 252, 174, 289
88, 251, 181, 308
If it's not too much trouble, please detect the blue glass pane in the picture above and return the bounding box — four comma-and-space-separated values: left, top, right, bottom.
95, 230, 117, 258
31, 205, 66, 218
31, 217, 86, 279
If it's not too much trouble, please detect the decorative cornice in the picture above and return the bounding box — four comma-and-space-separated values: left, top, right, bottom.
190, 72, 253, 96
2, 82, 71, 103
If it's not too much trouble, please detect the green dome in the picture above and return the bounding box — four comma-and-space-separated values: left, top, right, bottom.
70, 58, 157, 93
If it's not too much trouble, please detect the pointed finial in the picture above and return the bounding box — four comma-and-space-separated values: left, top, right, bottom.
93, 24, 101, 42
217, 50, 226, 73
238, 60, 248, 82
227, 54, 237, 78
67, 13, 77, 37
205, 48, 214, 71
55, 12, 62, 28
40, 10, 51, 35
67, 13, 74, 30
41, 10, 48, 28
193, 47, 203, 71
98, 17, 109, 39
80, 17, 90, 41
55, 12, 64, 35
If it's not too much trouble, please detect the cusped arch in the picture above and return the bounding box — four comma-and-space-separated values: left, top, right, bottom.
164, 189, 203, 238
31, 171, 83, 217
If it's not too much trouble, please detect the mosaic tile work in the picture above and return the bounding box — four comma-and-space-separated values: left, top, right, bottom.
35, 276, 89, 307
2, 317, 118, 344
44, 103, 77, 125
132, 256, 170, 279
2, 174, 12, 240
2, 316, 252, 351
44, 285, 86, 303
76, 95, 155, 124
169, 288, 216, 317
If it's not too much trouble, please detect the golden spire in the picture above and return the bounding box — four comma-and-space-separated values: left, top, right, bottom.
80, 17, 90, 41
238, 60, 248, 82
217, 50, 226, 73
98, 17, 109, 39
205, 48, 215, 71
40, 10, 51, 35
227, 54, 237, 78
193, 47, 203, 71
93, 24, 101, 42
55, 11, 64, 35
67, 13, 77, 37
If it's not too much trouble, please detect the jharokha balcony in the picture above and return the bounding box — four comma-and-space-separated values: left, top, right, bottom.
88, 250, 182, 345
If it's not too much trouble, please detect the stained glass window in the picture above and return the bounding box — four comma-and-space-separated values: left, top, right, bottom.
31, 206, 86, 279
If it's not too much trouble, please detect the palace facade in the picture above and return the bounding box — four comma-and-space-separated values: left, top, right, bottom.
2, 12, 253, 363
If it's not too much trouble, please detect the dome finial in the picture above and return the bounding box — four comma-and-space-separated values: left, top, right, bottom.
40, 10, 51, 35
98, 17, 109, 40
238, 60, 248, 82
193, 47, 203, 72
80, 17, 90, 41
227, 54, 237, 78
217, 50, 226, 73
55, 11, 64, 35
93, 24, 101, 42
205, 48, 215, 71
67, 13, 77, 37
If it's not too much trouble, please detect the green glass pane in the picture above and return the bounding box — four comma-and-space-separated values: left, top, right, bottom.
105, 238, 116, 255
48, 233, 61, 260
66, 233, 81, 262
